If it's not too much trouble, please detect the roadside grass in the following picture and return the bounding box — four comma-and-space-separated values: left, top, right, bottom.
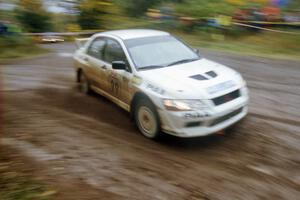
102, 15, 300, 60
102, 14, 156, 30
0, 46, 50, 60
0, 147, 55, 200
0, 36, 50, 62
173, 30, 300, 60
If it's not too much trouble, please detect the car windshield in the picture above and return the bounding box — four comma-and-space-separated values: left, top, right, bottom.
124, 35, 200, 70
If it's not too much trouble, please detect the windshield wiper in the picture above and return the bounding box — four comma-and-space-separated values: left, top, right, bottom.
138, 65, 166, 70
167, 58, 200, 67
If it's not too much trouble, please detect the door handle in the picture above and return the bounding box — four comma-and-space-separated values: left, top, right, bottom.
101, 65, 107, 69
83, 57, 89, 62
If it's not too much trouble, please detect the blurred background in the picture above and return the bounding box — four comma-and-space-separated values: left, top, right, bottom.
1, 1, 300, 200
0, 0, 299, 60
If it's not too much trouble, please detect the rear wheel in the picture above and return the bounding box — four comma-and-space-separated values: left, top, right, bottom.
134, 99, 161, 139
79, 72, 91, 94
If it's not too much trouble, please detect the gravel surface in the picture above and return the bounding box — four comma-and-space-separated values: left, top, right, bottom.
1, 43, 299, 200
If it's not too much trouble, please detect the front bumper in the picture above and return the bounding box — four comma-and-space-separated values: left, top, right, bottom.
158, 94, 249, 137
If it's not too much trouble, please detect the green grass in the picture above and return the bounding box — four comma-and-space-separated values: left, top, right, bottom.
0, 149, 55, 200
173, 30, 300, 60
0, 46, 50, 60
0, 36, 50, 63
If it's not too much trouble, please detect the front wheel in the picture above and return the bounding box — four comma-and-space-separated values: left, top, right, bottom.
134, 99, 161, 139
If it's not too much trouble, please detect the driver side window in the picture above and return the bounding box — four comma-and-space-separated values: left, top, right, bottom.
103, 39, 130, 71
87, 38, 106, 60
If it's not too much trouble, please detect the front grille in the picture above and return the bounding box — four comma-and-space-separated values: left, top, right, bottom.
209, 107, 243, 127
212, 89, 240, 106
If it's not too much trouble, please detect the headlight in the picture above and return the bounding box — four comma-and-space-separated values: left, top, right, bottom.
163, 99, 208, 111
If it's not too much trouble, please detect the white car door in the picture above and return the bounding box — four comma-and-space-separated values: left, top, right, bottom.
103, 38, 133, 105
85, 37, 107, 91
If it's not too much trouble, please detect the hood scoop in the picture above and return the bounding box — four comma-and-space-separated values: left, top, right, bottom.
190, 71, 218, 81
190, 74, 208, 80
205, 71, 218, 78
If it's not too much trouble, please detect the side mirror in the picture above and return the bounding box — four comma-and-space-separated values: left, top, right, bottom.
112, 61, 126, 70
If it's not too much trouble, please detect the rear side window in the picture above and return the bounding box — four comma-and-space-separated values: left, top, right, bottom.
103, 39, 127, 64
87, 38, 106, 60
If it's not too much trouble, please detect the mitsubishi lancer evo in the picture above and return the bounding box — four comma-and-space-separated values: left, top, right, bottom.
73, 29, 249, 139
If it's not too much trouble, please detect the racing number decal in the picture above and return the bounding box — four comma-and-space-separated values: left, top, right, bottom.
111, 77, 120, 95
109, 72, 121, 96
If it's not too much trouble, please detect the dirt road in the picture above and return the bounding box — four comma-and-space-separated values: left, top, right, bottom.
1, 43, 299, 199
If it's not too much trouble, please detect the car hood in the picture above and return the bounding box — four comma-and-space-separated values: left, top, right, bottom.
138, 58, 242, 99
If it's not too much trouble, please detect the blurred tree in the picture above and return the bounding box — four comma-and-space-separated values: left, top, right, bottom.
19, 0, 43, 10
114, 0, 162, 17
285, 0, 300, 10
77, 0, 112, 29
15, 0, 52, 32
175, 0, 237, 18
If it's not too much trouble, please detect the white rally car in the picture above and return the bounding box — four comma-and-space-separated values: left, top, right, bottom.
73, 29, 249, 139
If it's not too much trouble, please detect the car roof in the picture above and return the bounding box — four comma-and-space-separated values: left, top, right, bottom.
95, 29, 170, 40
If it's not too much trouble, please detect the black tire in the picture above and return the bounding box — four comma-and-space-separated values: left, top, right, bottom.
79, 72, 91, 94
134, 98, 161, 139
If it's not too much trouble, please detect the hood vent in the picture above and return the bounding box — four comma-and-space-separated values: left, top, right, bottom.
205, 71, 217, 78
190, 74, 208, 80
190, 71, 218, 81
